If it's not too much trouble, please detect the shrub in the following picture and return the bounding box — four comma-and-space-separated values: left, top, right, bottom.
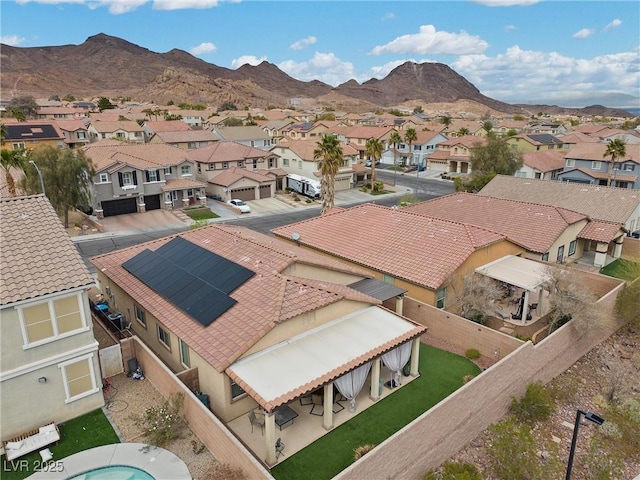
488, 418, 540, 479
202, 463, 245, 480
424, 460, 483, 480
463, 374, 476, 384
353, 444, 376, 461
515, 333, 532, 342
465, 349, 481, 360
130, 392, 184, 447
509, 381, 554, 423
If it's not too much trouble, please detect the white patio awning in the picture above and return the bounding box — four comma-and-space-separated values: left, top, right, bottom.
475, 255, 551, 291
227, 306, 424, 411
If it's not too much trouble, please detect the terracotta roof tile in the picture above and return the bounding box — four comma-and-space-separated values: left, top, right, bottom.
272, 203, 506, 289
152, 130, 218, 143
577, 221, 624, 243
83, 142, 190, 172
1, 195, 94, 305
405, 193, 588, 254
144, 120, 192, 132
161, 178, 206, 190
188, 141, 273, 163
522, 150, 566, 173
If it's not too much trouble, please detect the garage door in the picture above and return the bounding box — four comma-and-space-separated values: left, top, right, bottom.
144, 194, 161, 211
102, 197, 137, 217
230, 187, 255, 201
259, 184, 272, 199
335, 176, 351, 191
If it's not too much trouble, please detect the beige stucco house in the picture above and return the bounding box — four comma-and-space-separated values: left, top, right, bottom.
0, 195, 104, 440
91, 225, 425, 465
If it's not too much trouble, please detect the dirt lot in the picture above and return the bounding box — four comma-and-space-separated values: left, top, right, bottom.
443, 324, 640, 479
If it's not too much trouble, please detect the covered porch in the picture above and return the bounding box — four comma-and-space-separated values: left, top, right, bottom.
226, 306, 426, 466
161, 178, 207, 210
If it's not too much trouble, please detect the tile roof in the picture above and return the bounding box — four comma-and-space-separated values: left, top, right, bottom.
83, 141, 190, 172
3, 122, 64, 141
207, 167, 275, 186
53, 119, 90, 132
405, 193, 587, 254
577, 221, 624, 243
479, 175, 640, 225
522, 150, 566, 172
565, 142, 640, 162
273, 138, 358, 160
213, 126, 271, 141
144, 121, 192, 132
187, 141, 273, 163
161, 178, 206, 191
152, 130, 218, 143
89, 120, 144, 133
271, 203, 506, 290
561, 167, 637, 183
90, 225, 376, 371
1, 195, 93, 306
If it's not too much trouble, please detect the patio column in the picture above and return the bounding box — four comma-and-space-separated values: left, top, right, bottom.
410, 337, 420, 377
323, 383, 334, 430
369, 357, 381, 401
594, 242, 608, 267
264, 411, 277, 466
395, 295, 404, 315
522, 290, 530, 325
613, 238, 623, 259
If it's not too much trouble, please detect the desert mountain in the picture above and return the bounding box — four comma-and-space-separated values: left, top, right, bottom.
0, 33, 631, 116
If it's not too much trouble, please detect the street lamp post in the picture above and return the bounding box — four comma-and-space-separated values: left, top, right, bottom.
29, 160, 46, 197
565, 409, 605, 480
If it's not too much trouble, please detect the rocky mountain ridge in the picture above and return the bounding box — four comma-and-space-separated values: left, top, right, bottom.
0, 33, 632, 117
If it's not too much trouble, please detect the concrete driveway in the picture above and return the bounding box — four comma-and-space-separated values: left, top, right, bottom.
98, 209, 187, 233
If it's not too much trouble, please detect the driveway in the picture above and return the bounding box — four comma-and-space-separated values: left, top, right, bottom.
99, 210, 187, 233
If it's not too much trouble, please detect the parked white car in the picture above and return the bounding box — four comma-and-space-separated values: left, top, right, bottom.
227, 199, 251, 213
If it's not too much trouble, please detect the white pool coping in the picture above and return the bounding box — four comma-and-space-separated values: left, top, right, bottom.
26, 443, 192, 479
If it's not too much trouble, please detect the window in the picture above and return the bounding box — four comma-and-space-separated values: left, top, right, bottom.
116, 132, 125, 139
557, 245, 565, 263
179, 339, 190, 368
231, 380, 246, 400
12, 142, 25, 150
121, 171, 133, 186
382, 274, 395, 284
222, 162, 228, 169
187, 142, 196, 150
238, 161, 244, 168
158, 325, 171, 349
164, 167, 173, 176
134, 305, 146, 327
298, 161, 302, 169
77, 132, 86, 139
591, 161, 602, 170
568, 240, 577, 256
180, 165, 191, 176
20, 293, 87, 347
252, 160, 258, 169
283, 159, 290, 167
59, 355, 98, 403
566, 159, 575, 168
197, 162, 202, 174
199, 142, 207, 148
99, 173, 109, 183
436, 287, 446, 309
624, 164, 635, 171
542, 252, 549, 262
145, 169, 159, 182
268, 158, 275, 168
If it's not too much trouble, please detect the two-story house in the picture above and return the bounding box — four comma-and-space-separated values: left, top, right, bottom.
37, 106, 87, 121
141, 120, 192, 140
148, 129, 218, 150
271, 138, 359, 191
211, 126, 273, 150
336, 126, 395, 163
0, 195, 104, 439
514, 149, 566, 180
380, 129, 447, 167
506, 133, 565, 153
83, 141, 205, 218
87, 121, 145, 144
557, 142, 640, 189
1, 121, 65, 150
55, 120, 91, 149
261, 119, 296, 145
426, 135, 487, 174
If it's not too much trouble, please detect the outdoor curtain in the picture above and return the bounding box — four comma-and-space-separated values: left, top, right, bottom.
382, 341, 412, 387
334, 362, 372, 412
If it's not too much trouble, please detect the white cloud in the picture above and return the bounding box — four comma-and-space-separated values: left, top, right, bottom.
152, 0, 220, 10
572, 28, 595, 39
504, 25, 517, 32
470, 0, 540, 6
231, 55, 267, 69
1, 35, 26, 46
290, 36, 317, 51
382, 12, 394, 21
15, 0, 222, 13
189, 42, 216, 55
369, 25, 489, 56
452, 45, 640, 104
278, 52, 357, 87
604, 19, 622, 31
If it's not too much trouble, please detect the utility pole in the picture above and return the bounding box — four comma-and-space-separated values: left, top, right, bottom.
29, 160, 46, 197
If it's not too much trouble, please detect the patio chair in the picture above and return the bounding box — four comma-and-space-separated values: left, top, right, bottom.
310, 393, 324, 416
248, 409, 265, 435
299, 393, 313, 406
528, 303, 538, 315
39, 448, 53, 463
275, 437, 285, 459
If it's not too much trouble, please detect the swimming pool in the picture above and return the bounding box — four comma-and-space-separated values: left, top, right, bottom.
67, 465, 154, 480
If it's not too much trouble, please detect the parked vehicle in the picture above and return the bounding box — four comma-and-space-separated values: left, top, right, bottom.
631, 229, 640, 239
227, 199, 251, 213
365, 160, 381, 167
286, 174, 321, 198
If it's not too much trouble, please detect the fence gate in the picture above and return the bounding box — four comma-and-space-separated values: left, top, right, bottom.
99, 344, 124, 378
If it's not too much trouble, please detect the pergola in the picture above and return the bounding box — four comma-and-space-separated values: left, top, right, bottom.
475, 255, 551, 324
227, 306, 426, 465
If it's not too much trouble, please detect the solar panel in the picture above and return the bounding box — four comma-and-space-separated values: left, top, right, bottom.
123, 237, 254, 327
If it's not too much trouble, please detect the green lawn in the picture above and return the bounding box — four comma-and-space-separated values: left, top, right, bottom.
271, 344, 481, 480
600, 258, 640, 281
1, 409, 119, 479
186, 210, 219, 220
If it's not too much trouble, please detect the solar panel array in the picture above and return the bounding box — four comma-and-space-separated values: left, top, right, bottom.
123, 237, 254, 327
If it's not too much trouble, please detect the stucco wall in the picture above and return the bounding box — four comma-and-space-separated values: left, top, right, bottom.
336, 277, 625, 479
622, 237, 640, 260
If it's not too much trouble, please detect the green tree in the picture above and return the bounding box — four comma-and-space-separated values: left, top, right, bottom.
413, 106, 424, 114
404, 127, 417, 166
365, 137, 384, 189
455, 136, 523, 192
8, 96, 38, 120
62, 94, 76, 102
244, 114, 257, 126
0, 148, 27, 197
457, 127, 470, 136
218, 101, 237, 112
440, 115, 452, 128
513, 114, 525, 121
313, 134, 343, 214
20, 146, 95, 228
223, 117, 243, 127
603, 139, 627, 187
481, 121, 493, 134
97, 97, 115, 111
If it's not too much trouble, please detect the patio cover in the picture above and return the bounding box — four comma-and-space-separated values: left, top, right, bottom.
475, 255, 550, 291
348, 278, 406, 301
226, 306, 425, 412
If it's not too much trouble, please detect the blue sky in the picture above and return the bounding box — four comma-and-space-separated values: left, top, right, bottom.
1, 0, 639, 108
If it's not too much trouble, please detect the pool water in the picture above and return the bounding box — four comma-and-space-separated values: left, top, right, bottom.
67, 465, 155, 480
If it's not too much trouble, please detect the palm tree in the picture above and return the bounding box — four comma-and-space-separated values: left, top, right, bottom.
603, 138, 627, 187
313, 134, 343, 214
389, 131, 402, 185
457, 127, 470, 137
440, 115, 452, 128
0, 148, 27, 197
365, 137, 383, 189
404, 127, 417, 166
